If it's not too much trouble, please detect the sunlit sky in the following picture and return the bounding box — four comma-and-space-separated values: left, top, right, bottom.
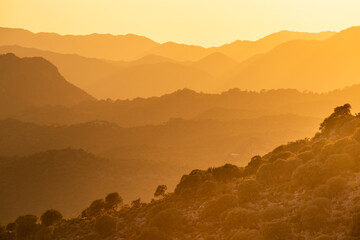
1, 0, 360, 46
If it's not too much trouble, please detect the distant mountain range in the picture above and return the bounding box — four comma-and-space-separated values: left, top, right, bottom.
0, 27, 334, 61
223, 26, 360, 92
2, 27, 360, 99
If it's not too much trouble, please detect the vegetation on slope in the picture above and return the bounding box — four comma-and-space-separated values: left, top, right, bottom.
2, 104, 360, 239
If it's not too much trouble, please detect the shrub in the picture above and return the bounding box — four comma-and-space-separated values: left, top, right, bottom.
94, 215, 116, 237
136, 227, 170, 240
262, 205, 286, 222
291, 161, 324, 188
105, 192, 123, 210
6, 222, 16, 231
261, 221, 293, 240
326, 176, 347, 198
210, 164, 243, 182
154, 185, 167, 197
201, 194, 238, 220
300, 205, 328, 231
34, 226, 53, 240
40, 209, 62, 226
297, 151, 315, 163
238, 180, 261, 202
257, 158, 301, 184
83, 199, 105, 218
353, 128, 360, 142
244, 155, 262, 176
15, 215, 39, 240
149, 208, 185, 232
324, 153, 355, 177
227, 229, 262, 240
197, 180, 219, 197
223, 207, 259, 229
175, 170, 209, 194
351, 212, 360, 237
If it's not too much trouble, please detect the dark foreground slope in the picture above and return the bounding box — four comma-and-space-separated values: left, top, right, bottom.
2, 104, 360, 240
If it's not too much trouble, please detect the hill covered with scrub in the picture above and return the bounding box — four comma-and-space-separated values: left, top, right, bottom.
2, 103, 360, 240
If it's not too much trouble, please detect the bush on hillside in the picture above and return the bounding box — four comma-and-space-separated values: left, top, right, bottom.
223, 207, 259, 229
136, 227, 171, 240
201, 195, 238, 220
238, 179, 261, 202
291, 161, 325, 188
149, 208, 185, 232
40, 209, 63, 226
15, 215, 39, 240
105, 192, 123, 210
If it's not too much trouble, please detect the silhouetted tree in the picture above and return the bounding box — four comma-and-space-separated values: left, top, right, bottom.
105, 192, 123, 211
154, 185, 167, 197
15, 215, 38, 240
40, 209, 62, 226
131, 198, 141, 208
83, 199, 105, 218
320, 104, 352, 133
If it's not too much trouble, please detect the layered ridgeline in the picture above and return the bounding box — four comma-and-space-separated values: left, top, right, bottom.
2, 104, 360, 239
0, 27, 336, 99
2, 27, 360, 99
0, 27, 334, 61
0, 53, 94, 118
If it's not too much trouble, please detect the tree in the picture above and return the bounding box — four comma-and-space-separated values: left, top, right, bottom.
320, 104, 352, 133
105, 192, 123, 210
15, 215, 38, 240
40, 209, 63, 226
82, 199, 105, 218
131, 198, 141, 208
150, 208, 185, 232
154, 185, 167, 198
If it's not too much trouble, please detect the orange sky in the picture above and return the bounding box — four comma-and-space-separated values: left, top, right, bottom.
1, 0, 360, 46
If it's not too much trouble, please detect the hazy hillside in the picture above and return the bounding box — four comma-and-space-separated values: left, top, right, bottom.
139, 30, 335, 61
0, 45, 120, 92
224, 27, 360, 92
191, 52, 239, 77
0, 149, 182, 224
3, 86, 360, 128
91, 62, 216, 99
2, 104, 360, 240
0, 115, 319, 167
0, 53, 94, 111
